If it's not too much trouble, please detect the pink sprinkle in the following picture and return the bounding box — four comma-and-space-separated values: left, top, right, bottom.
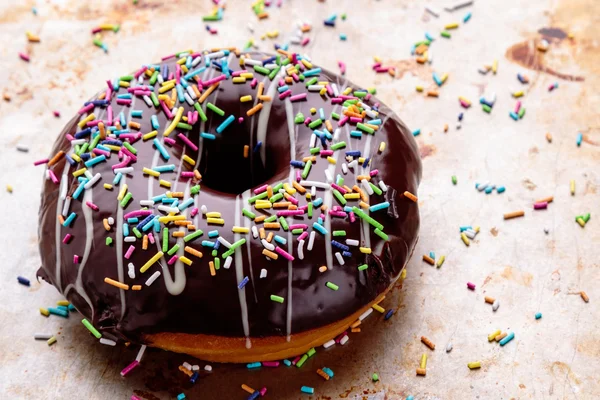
163, 137, 176, 146
78, 104, 94, 115
19, 52, 30, 62
289, 224, 308, 230
107, 106, 113, 125
190, 207, 199, 217
177, 133, 199, 151
534, 201, 548, 210
119, 134, 139, 142
124, 245, 135, 260
161, 53, 176, 61
238, 117, 244, 123
73, 255, 80, 264
134, 66, 148, 79
340, 95, 358, 101
93, 148, 110, 158
120, 360, 139, 377
339, 116, 349, 126
202, 74, 226, 87
298, 231, 308, 241
231, 70, 243, 77
175, 64, 181, 84
329, 211, 347, 218
91, 27, 102, 34
254, 184, 268, 194
53, 110, 61, 118
148, 233, 156, 244
277, 210, 304, 217
375, 67, 390, 73
116, 99, 132, 106
331, 97, 343, 104
296, 170, 301, 182
124, 210, 152, 220
160, 101, 173, 119
85, 201, 99, 211
65, 134, 75, 141
287, 195, 299, 205
168, 255, 178, 265
275, 246, 295, 261
301, 37, 310, 46
459, 99, 471, 109
290, 93, 307, 102
297, 205, 308, 211
262, 361, 280, 367
365, 94, 372, 101
133, 90, 152, 96
260, 387, 268, 396
278, 89, 292, 100
303, 117, 311, 125
292, 73, 299, 82
250, 78, 258, 88
131, 396, 142, 400
168, 72, 174, 80
62, 234, 73, 244
187, 111, 193, 125
326, 84, 333, 97
121, 147, 137, 162
350, 117, 363, 124
48, 169, 59, 184
335, 331, 348, 343
369, 169, 379, 177
278, 78, 285, 87
291, 356, 302, 365
372, 62, 382, 70
86, 119, 102, 127
338, 61, 346, 75
349, 211, 356, 223
331, 183, 347, 194
514, 101, 522, 114
467, 282, 476, 290
180, 171, 194, 178
320, 150, 334, 156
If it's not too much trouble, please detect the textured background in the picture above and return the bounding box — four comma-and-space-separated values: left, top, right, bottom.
0, 0, 599, 399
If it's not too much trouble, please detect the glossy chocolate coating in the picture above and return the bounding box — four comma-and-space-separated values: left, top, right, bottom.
37, 51, 421, 343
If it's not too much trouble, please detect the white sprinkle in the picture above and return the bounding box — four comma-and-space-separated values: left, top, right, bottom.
100, 338, 117, 346
184, 93, 195, 106
477, 181, 489, 192
261, 238, 275, 251
191, 56, 202, 67
425, 5, 440, 17
70, 139, 86, 146
263, 63, 278, 70
204, 365, 212, 372
158, 206, 180, 214
345, 239, 359, 246
308, 85, 325, 92
339, 335, 349, 345
217, 236, 232, 248
348, 160, 358, 169
492, 300, 500, 311
145, 271, 161, 286
251, 226, 259, 239
192, 364, 200, 371
247, 23, 254, 32
62, 196, 72, 217
464, 229, 477, 239
206, 51, 225, 59
324, 170, 333, 183
323, 339, 335, 349
444, 0, 474, 12
186, 85, 197, 100
365, 109, 378, 119
182, 362, 192, 370
140, 200, 155, 206
84, 170, 94, 180
107, 217, 114, 225
331, 83, 339, 97
16, 144, 29, 152
359, 308, 373, 321
223, 256, 233, 269
300, 180, 329, 189
34, 333, 53, 340
136, 345, 147, 362
143, 95, 153, 107
342, 163, 348, 174
309, 133, 317, 148
200, 205, 208, 214
311, 186, 316, 198
378, 180, 388, 192
84, 173, 102, 189
361, 179, 374, 195
335, 252, 345, 265
427, 48, 434, 64
124, 236, 136, 243
290, 37, 301, 44
307, 231, 316, 251
260, 268, 267, 278
298, 239, 305, 260
157, 73, 164, 84
243, 58, 262, 66
446, 343, 453, 352
128, 263, 135, 279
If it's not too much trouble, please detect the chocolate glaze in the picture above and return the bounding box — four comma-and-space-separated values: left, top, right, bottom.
37, 51, 421, 344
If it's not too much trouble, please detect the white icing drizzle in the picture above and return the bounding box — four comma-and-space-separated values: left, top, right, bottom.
241, 189, 258, 302
54, 161, 71, 292
234, 196, 251, 348
284, 97, 297, 341
193, 61, 218, 168
115, 176, 128, 317
256, 69, 285, 165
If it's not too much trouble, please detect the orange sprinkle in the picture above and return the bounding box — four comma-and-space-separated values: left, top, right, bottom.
258, 95, 272, 102
129, 121, 141, 130
104, 277, 129, 290
266, 232, 274, 242
262, 249, 278, 259
185, 246, 203, 258
264, 222, 280, 230
356, 175, 371, 181
415, 44, 428, 55
293, 181, 306, 194
421, 336, 435, 350
255, 215, 266, 224
266, 185, 273, 198
536, 196, 554, 203
427, 90, 439, 97
302, 156, 317, 163
325, 119, 333, 133
199, 83, 218, 103
259, 227, 266, 239
504, 210, 525, 220
241, 384, 255, 394
132, 285, 142, 291
403, 191, 418, 202
172, 231, 185, 238
273, 201, 291, 208
443, 123, 449, 132
98, 122, 106, 139
247, 103, 263, 116
103, 218, 111, 231
257, 82, 264, 97
191, 84, 201, 98
47, 151, 65, 167
193, 169, 202, 181
416, 368, 427, 376
351, 328, 361, 333
179, 365, 193, 377
209, 261, 216, 276
316, 369, 330, 380
174, 220, 191, 226
187, 225, 196, 231
244, 145, 249, 158
350, 320, 361, 329
142, 234, 148, 250
581, 291, 589, 303
319, 266, 327, 272
546, 132, 552, 142
484, 296, 495, 304
57, 215, 65, 225
495, 332, 508, 342
422, 255, 435, 265
416, 56, 427, 64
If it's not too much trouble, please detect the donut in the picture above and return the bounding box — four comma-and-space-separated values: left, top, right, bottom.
37, 48, 422, 363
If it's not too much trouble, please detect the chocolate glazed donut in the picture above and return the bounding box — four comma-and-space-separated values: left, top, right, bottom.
37, 50, 421, 362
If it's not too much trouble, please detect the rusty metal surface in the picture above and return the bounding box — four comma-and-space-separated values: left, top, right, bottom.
0, 0, 599, 399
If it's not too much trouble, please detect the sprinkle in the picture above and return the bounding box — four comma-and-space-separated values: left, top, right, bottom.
301, 386, 315, 394
82, 318, 102, 338
17, 276, 30, 286
468, 361, 481, 369
499, 332, 515, 346
47, 336, 57, 346
270, 294, 284, 303
422, 255, 435, 265
104, 277, 129, 290
580, 291, 589, 303
535, 312, 542, 320
403, 191, 418, 202
416, 368, 426, 376
140, 251, 164, 273
504, 210, 525, 219
326, 282, 339, 291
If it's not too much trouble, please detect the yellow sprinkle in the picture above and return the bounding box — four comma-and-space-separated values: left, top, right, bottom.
400, 269, 407, 279
72, 168, 87, 177
179, 256, 193, 266
570, 180, 575, 195
373, 56, 381, 63
255, 202, 272, 209
420, 354, 427, 369
39, 308, 49, 317
70, 153, 81, 163
372, 304, 385, 313
416, 85, 424, 92
56, 300, 70, 306
143, 167, 160, 177
492, 59, 498, 74
158, 215, 185, 223
512, 90, 524, 98
119, 81, 130, 88
310, 107, 317, 114
158, 81, 175, 93
342, 87, 352, 95
232, 226, 250, 234
461, 232, 470, 246
488, 329, 501, 341
47, 336, 57, 346
78, 113, 95, 128
343, 193, 360, 200
103, 183, 113, 190
143, 130, 158, 141
358, 157, 366, 164
359, 247, 372, 254
576, 217, 585, 227
301, 59, 313, 69
445, 22, 459, 29
164, 107, 184, 136
232, 77, 246, 83
468, 361, 481, 369
207, 218, 225, 225
104, 145, 121, 152
117, 184, 128, 201
240, 73, 254, 79
182, 155, 195, 166
441, 73, 448, 83
240, 95, 253, 102
378, 142, 386, 152
319, 87, 327, 96
283, 183, 296, 195
140, 251, 164, 273
159, 179, 172, 188
206, 212, 222, 218
326, 156, 337, 164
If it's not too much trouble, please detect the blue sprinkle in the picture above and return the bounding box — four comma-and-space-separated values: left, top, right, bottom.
161, 198, 176, 204
301, 386, 315, 394
499, 332, 515, 346
429, 251, 435, 260
113, 172, 123, 185
277, 85, 289, 93
290, 160, 305, 168
152, 164, 176, 172
213, 240, 221, 250
247, 391, 260, 400
322, 367, 334, 377
177, 394, 186, 400
117, 94, 132, 99
350, 130, 362, 138
274, 235, 287, 245
246, 362, 261, 369
319, 108, 325, 120
340, 33, 347, 41
65, 154, 76, 166
153, 138, 170, 160
535, 312, 542, 320
283, 359, 292, 367
201, 132, 216, 140
127, 217, 139, 224
74, 127, 92, 139
17, 276, 30, 286
238, 276, 250, 289
331, 240, 349, 251
313, 222, 328, 235
313, 198, 323, 207
62, 212, 77, 227
345, 150, 361, 157
433, 72, 442, 86
303, 68, 322, 77
123, 223, 130, 237
142, 216, 157, 232
384, 309, 395, 320
176, 84, 185, 102
153, 218, 160, 232
201, 240, 215, 248
509, 111, 519, 121
253, 141, 262, 153
261, 56, 276, 65
458, 112, 464, 121
485, 186, 494, 194
369, 202, 390, 212
412, 129, 421, 136
152, 194, 166, 202
178, 198, 194, 211
425, 32, 435, 41
68, 304, 76, 312
190, 372, 199, 384
459, 226, 472, 232
342, 251, 352, 257
72, 182, 86, 200
208, 230, 219, 238
84, 154, 107, 168
576, 132, 583, 147
101, 139, 122, 146
119, 112, 126, 127
48, 307, 68, 318
497, 186, 506, 193
463, 12, 472, 23
362, 157, 370, 167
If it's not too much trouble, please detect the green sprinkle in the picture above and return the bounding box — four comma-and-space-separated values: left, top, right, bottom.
294, 113, 305, 124
206, 102, 225, 116
242, 208, 256, 219
352, 207, 384, 230
214, 257, 220, 270
292, 228, 303, 235
268, 66, 281, 80
132, 227, 142, 239
269, 193, 284, 203
279, 216, 289, 231
372, 373, 379, 382
149, 70, 159, 85
211, 249, 217, 257
369, 182, 383, 195
358, 264, 368, 271
309, 147, 321, 155
190, 185, 201, 195
302, 160, 312, 179
367, 87, 377, 94
357, 123, 374, 134
120, 74, 134, 81
248, 192, 268, 203
123, 141, 137, 154
184, 230, 204, 242
331, 141, 347, 150
326, 282, 339, 291
82, 318, 102, 339
336, 176, 344, 186
583, 213, 591, 222
89, 134, 101, 150
167, 244, 180, 256
265, 215, 277, 223
441, 31, 451, 38
331, 112, 340, 120
296, 354, 308, 368
203, 14, 220, 21
482, 104, 492, 113
106, 237, 113, 246
308, 202, 313, 218
120, 192, 132, 208
271, 295, 285, 303
193, 102, 207, 121
354, 91, 367, 98
272, 183, 284, 192
305, 77, 318, 87
253, 65, 270, 75
307, 347, 316, 357
222, 249, 234, 258
176, 122, 193, 130
374, 228, 389, 241
298, 74, 305, 81
333, 189, 347, 206
333, 230, 346, 237
452, 175, 457, 185
162, 227, 169, 251
308, 119, 323, 129
230, 239, 246, 250
150, 92, 159, 107
518, 107, 526, 118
